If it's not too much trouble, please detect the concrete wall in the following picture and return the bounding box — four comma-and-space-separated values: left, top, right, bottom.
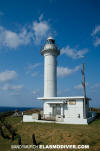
23, 115, 89, 124
43, 99, 85, 119
23, 111, 96, 125
23, 115, 37, 122
64, 100, 84, 119
43, 102, 52, 115
64, 118, 88, 124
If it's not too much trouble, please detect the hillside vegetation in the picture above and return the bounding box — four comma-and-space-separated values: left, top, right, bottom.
0, 113, 100, 151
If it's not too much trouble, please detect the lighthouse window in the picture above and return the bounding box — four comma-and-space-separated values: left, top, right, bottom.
47, 39, 54, 44
69, 100, 76, 105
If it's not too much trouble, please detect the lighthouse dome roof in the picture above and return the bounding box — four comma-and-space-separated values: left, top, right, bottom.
47, 36, 54, 41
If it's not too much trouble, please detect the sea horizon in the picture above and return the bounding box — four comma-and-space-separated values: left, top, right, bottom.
0, 106, 42, 113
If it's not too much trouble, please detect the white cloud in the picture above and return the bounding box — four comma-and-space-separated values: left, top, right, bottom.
91, 25, 100, 36
8, 92, 20, 96
33, 16, 50, 44
0, 70, 17, 82
74, 83, 88, 89
39, 14, 44, 21
91, 83, 100, 89
32, 89, 40, 95
2, 83, 23, 91
0, 26, 33, 49
32, 89, 41, 98
74, 84, 83, 89
91, 25, 100, 47
26, 63, 41, 77
94, 37, 100, 47
27, 63, 41, 71
0, 15, 51, 48
31, 72, 39, 77
57, 65, 80, 77
61, 45, 88, 59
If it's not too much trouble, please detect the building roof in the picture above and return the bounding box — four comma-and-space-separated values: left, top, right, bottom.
37, 96, 90, 101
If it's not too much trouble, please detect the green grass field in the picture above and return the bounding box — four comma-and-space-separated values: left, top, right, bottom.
0, 116, 100, 151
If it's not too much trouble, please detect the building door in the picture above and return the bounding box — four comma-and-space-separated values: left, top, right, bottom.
52, 104, 61, 116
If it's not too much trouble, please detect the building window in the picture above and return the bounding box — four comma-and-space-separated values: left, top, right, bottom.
69, 100, 76, 105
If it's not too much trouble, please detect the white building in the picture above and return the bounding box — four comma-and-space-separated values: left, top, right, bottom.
23, 37, 96, 124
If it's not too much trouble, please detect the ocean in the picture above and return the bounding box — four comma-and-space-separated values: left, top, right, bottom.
0, 106, 37, 113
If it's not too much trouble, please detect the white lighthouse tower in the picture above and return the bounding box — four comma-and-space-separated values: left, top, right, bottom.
41, 36, 60, 98
23, 37, 95, 124
38, 37, 92, 124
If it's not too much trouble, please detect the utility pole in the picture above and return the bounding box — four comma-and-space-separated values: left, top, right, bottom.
81, 64, 86, 119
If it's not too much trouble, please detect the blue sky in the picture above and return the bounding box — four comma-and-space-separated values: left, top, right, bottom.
0, 0, 100, 107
